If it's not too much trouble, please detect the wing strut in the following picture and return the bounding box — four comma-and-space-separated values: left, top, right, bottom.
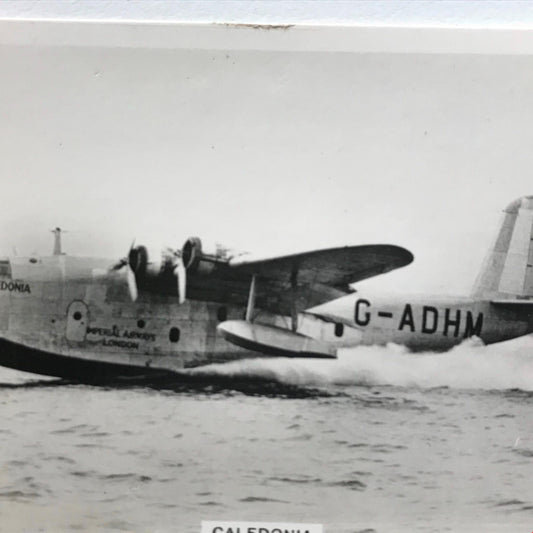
217, 265, 337, 359
245, 274, 257, 322
244, 266, 299, 332
290, 267, 298, 332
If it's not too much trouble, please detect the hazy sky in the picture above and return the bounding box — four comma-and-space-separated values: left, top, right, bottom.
1, 22, 533, 296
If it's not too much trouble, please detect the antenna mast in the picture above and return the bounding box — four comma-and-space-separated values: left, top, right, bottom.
51, 227, 64, 255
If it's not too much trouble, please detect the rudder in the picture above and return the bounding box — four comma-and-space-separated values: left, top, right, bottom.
472, 196, 533, 299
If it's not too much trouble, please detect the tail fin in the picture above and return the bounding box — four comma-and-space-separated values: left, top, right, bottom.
472, 196, 533, 299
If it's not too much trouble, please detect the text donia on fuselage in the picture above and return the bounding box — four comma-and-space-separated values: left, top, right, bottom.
0, 280, 30, 294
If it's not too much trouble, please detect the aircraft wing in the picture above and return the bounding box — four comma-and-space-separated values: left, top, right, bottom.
227, 244, 413, 289
187, 244, 413, 315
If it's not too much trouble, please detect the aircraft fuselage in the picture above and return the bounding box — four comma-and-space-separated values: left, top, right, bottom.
0, 255, 250, 378
0, 254, 531, 381
309, 292, 533, 351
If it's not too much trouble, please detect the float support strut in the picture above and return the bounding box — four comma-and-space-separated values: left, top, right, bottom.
246, 274, 257, 322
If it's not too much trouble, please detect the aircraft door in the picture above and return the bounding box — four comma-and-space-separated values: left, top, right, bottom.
66, 300, 89, 342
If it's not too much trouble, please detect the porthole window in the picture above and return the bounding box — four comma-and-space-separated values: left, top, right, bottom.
169, 327, 180, 343
217, 306, 227, 322
137, 319, 145, 329
334, 323, 344, 338
0, 260, 11, 277
73, 311, 82, 321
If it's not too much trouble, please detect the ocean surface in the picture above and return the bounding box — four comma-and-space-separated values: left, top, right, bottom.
1, 337, 532, 533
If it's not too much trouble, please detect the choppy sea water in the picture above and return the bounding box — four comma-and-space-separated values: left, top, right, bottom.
0, 337, 532, 533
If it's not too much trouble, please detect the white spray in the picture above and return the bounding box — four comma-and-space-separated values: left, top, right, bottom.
190, 335, 533, 391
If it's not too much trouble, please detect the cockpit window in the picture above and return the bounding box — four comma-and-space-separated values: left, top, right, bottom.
0, 260, 11, 278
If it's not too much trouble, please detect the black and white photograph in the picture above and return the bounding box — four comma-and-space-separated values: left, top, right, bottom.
0, 2, 532, 532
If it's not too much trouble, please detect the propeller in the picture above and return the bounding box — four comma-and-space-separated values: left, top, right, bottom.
111, 242, 186, 304
126, 265, 138, 302
173, 254, 186, 304
110, 241, 139, 302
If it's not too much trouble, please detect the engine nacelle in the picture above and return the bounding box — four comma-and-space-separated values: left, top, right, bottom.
128, 245, 148, 277
181, 237, 232, 275
120, 244, 185, 301
181, 237, 202, 271
128, 245, 168, 279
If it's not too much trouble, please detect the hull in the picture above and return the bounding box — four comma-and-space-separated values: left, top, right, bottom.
0, 256, 260, 376
0, 337, 177, 382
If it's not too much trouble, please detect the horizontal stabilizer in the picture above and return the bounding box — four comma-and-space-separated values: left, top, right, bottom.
217, 320, 337, 359
490, 299, 533, 308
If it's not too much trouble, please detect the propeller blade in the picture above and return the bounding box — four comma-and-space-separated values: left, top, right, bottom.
126, 266, 138, 302
109, 240, 139, 301
174, 257, 186, 304
110, 257, 127, 271
111, 239, 136, 272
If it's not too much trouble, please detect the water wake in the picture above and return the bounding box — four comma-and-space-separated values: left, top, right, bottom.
190, 336, 533, 391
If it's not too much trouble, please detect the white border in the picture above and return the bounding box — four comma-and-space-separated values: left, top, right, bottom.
2, 20, 533, 55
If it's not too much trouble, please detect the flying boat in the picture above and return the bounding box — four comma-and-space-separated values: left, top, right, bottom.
0, 196, 532, 382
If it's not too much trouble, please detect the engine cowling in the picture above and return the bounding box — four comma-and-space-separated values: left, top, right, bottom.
181, 237, 231, 275
120, 238, 236, 300
181, 237, 202, 271
128, 245, 148, 277
113, 244, 186, 301
128, 245, 165, 279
